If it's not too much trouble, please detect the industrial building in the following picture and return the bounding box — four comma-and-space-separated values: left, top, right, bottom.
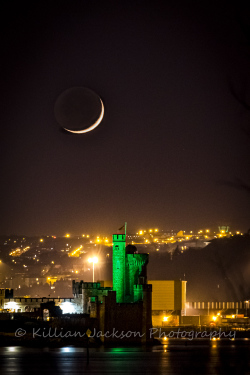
148, 280, 186, 326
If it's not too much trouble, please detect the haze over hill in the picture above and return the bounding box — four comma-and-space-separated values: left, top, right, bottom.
0, 234, 249, 302
147, 235, 250, 302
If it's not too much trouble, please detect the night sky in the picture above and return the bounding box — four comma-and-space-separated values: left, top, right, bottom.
1, 1, 250, 236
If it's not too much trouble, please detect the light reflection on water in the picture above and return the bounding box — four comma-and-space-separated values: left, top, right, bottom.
0, 340, 249, 375
7, 347, 19, 352
60, 347, 76, 353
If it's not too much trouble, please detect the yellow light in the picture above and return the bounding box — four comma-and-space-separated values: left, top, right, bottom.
232, 315, 235, 318
65, 234, 70, 238
164, 336, 167, 341
139, 230, 143, 235
40, 239, 43, 242
163, 316, 169, 322
212, 316, 217, 321
212, 337, 216, 341
149, 229, 152, 232
155, 229, 158, 232
88, 257, 98, 264
75, 271, 78, 274
206, 229, 210, 233
82, 234, 85, 237
86, 235, 89, 238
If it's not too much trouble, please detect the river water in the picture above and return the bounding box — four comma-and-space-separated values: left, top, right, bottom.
0, 339, 249, 374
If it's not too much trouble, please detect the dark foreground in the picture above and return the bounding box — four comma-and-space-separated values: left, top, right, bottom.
0, 339, 249, 375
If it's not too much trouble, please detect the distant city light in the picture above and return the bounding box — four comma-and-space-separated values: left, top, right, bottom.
88, 256, 98, 264
5, 302, 18, 311
61, 302, 76, 314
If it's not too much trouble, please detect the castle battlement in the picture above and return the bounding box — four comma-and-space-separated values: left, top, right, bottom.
113, 234, 126, 242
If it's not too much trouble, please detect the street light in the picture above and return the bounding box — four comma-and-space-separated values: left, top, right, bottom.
88, 257, 98, 282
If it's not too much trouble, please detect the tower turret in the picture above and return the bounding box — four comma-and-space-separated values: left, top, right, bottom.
112, 234, 126, 303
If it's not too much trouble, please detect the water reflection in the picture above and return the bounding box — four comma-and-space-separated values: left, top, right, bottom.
0, 340, 249, 375
7, 347, 19, 352
60, 347, 77, 353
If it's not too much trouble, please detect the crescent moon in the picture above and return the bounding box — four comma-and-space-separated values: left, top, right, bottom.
63, 98, 104, 134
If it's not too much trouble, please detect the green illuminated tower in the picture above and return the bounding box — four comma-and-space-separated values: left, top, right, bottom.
112, 234, 126, 303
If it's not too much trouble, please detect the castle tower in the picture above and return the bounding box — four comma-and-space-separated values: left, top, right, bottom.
112, 234, 126, 303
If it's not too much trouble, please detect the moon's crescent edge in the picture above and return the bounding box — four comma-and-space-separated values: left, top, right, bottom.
63, 98, 104, 134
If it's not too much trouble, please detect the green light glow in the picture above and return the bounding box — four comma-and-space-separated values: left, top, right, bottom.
112, 234, 148, 303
